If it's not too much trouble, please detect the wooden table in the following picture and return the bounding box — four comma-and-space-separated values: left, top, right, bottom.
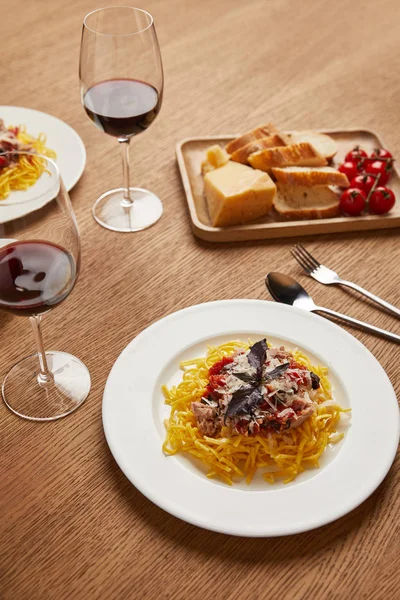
2, 1, 399, 598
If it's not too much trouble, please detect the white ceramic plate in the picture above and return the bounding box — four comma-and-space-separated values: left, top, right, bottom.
0, 106, 86, 223
102, 300, 399, 537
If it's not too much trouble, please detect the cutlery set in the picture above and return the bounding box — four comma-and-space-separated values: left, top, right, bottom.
266, 243, 400, 343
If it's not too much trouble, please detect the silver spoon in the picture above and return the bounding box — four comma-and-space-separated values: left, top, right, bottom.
266, 272, 400, 344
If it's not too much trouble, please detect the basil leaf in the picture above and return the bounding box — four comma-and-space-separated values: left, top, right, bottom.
224, 384, 264, 422
247, 339, 268, 376
233, 372, 257, 383
265, 362, 290, 380
223, 340, 290, 425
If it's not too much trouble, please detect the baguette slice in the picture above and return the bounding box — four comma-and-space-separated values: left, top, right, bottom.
248, 143, 327, 171
226, 123, 279, 154
230, 134, 288, 165
284, 131, 337, 160
274, 184, 340, 219
271, 166, 349, 187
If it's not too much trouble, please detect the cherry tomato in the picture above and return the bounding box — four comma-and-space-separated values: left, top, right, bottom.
340, 188, 366, 216
350, 174, 376, 195
365, 159, 394, 185
370, 148, 393, 161
345, 146, 368, 164
369, 187, 396, 215
338, 161, 359, 182
0, 156, 8, 168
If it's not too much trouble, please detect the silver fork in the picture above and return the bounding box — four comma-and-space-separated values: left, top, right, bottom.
291, 243, 400, 319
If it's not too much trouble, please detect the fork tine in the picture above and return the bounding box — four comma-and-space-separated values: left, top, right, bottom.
295, 243, 320, 269
290, 248, 312, 274
292, 245, 316, 271
291, 245, 315, 272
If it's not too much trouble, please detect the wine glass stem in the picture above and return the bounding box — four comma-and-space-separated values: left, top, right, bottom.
29, 315, 53, 385
119, 138, 133, 206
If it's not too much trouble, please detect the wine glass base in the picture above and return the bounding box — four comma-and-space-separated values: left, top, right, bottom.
92, 187, 163, 232
2, 351, 91, 421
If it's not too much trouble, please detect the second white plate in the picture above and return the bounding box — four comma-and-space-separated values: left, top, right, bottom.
0, 106, 86, 222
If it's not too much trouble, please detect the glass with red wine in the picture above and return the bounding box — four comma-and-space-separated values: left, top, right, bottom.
80, 7, 164, 232
0, 152, 91, 420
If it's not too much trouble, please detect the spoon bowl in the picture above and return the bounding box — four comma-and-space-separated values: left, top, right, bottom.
266, 272, 316, 310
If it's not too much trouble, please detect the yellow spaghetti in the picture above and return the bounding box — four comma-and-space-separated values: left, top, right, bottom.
162, 340, 350, 485
0, 125, 57, 201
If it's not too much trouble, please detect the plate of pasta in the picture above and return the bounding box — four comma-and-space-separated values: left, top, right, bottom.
0, 106, 86, 223
102, 300, 399, 536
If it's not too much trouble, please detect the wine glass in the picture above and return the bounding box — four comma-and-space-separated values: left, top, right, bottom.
79, 7, 164, 232
0, 152, 91, 421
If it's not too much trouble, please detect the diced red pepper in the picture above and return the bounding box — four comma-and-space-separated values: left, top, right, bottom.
203, 382, 221, 401
235, 419, 249, 435
208, 374, 225, 389
208, 355, 234, 377
290, 359, 307, 371
287, 371, 308, 386
287, 360, 309, 385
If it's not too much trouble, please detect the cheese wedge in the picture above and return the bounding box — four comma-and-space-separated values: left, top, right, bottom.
201, 145, 230, 174
204, 161, 276, 227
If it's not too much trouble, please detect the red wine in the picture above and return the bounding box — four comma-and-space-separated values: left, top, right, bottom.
83, 78, 161, 137
0, 241, 77, 317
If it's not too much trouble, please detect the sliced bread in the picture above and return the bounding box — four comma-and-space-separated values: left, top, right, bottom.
248, 143, 327, 171
271, 166, 349, 187
230, 134, 288, 165
284, 131, 337, 160
273, 184, 340, 219
225, 123, 279, 154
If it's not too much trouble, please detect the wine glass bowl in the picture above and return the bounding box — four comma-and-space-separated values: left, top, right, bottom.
80, 7, 164, 232
0, 152, 90, 420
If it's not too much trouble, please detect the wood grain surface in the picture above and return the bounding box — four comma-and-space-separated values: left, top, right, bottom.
1, 1, 399, 598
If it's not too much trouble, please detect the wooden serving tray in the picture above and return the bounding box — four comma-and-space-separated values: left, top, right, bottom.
176, 129, 400, 242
